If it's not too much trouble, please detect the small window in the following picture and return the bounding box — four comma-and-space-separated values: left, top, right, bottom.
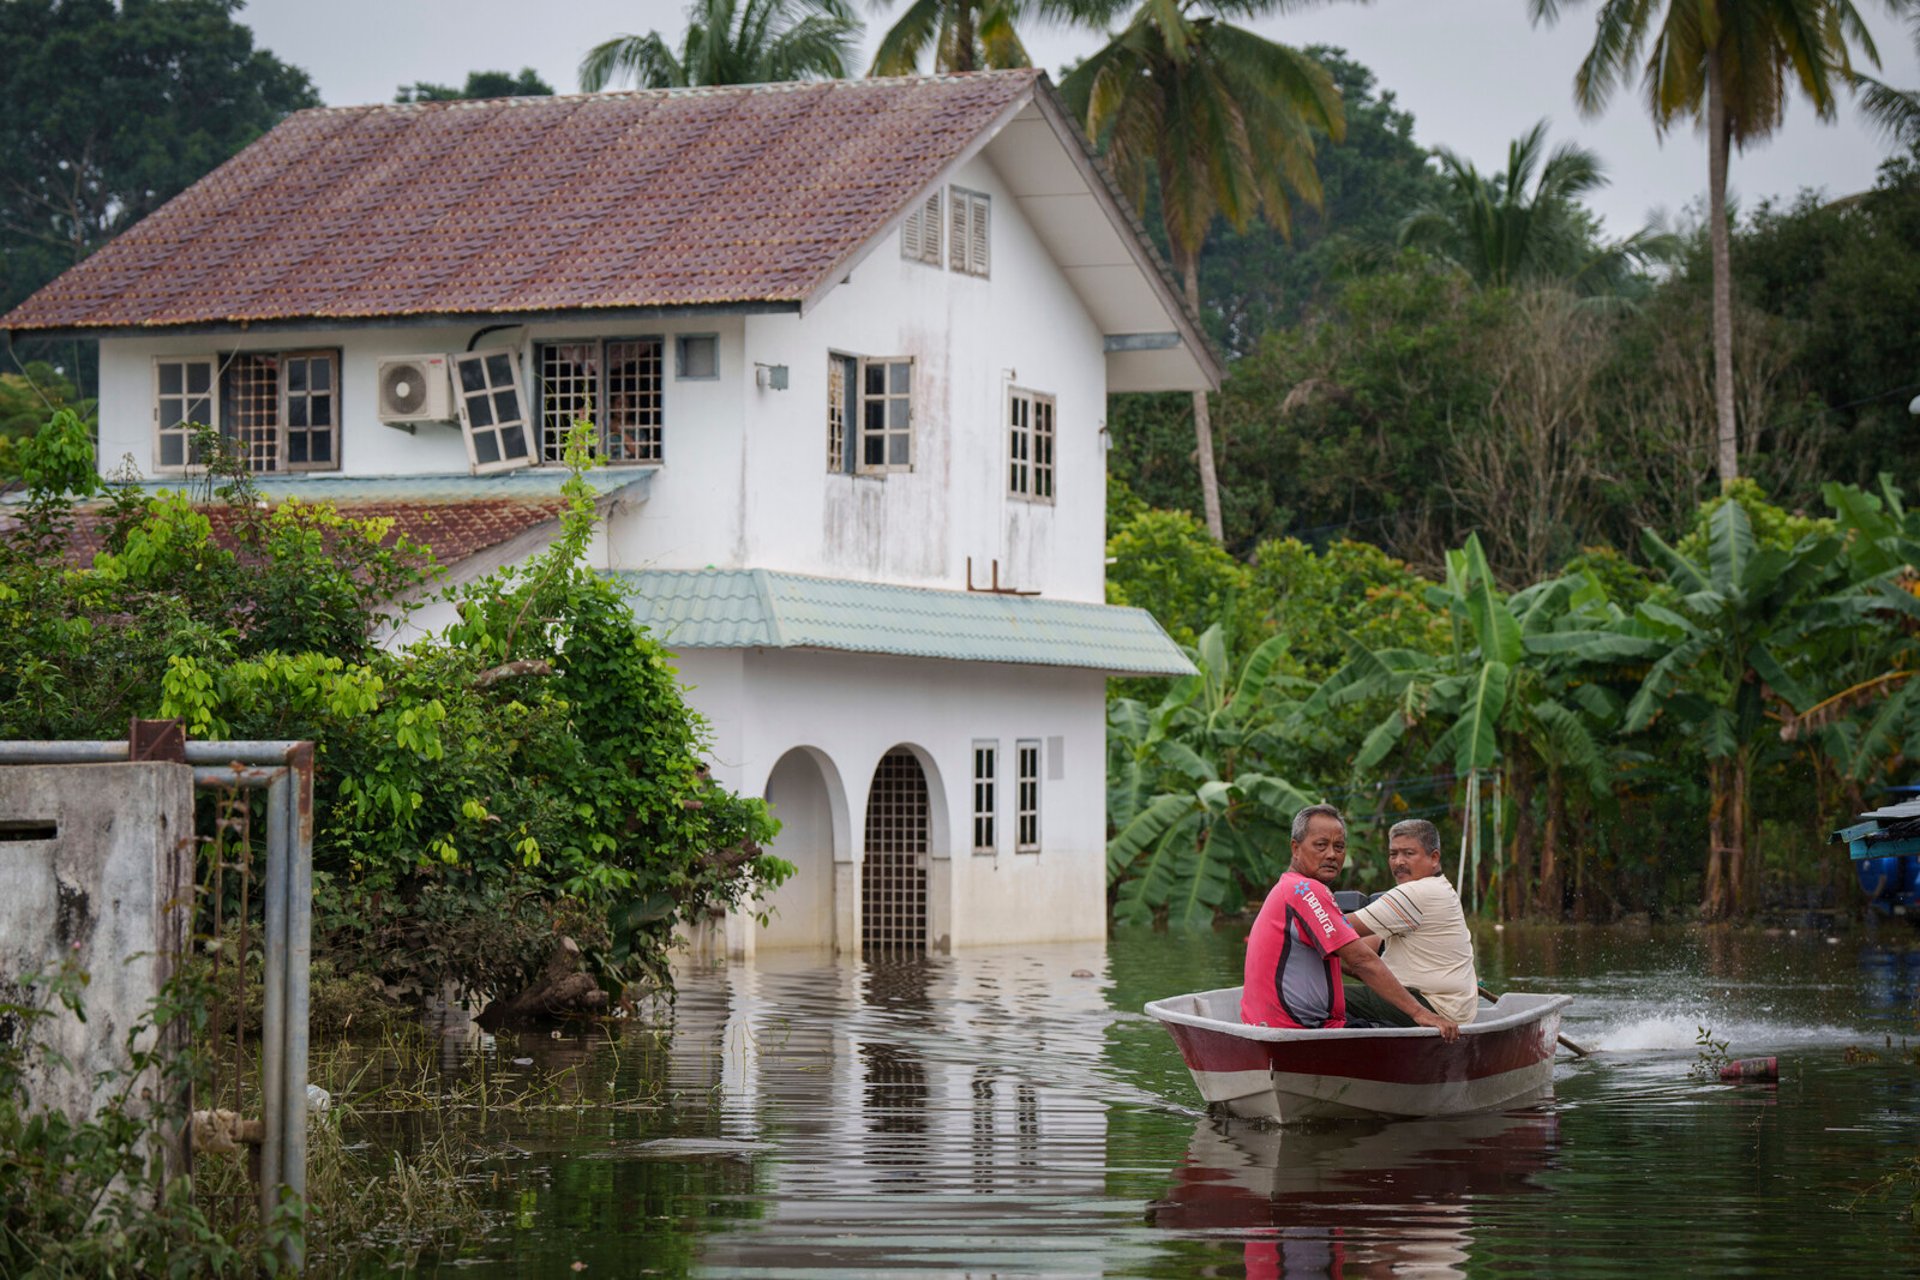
857, 357, 913, 474
153, 356, 216, 471
453, 349, 534, 474
972, 741, 998, 855
900, 189, 941, 266
535, 338, 663, 464
676, 333, 719, 380
827, 353, 855, 473
949, 186, 990, 278
1008, 388, 1055, 502
1015, 739, 1041, 852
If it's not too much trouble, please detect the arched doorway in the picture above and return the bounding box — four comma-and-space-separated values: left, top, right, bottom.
861, 746, 929, 952
758, 748, 839, 950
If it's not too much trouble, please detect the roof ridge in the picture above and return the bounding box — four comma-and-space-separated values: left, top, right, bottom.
295, 69, 1044, 117
749, 568, 788, 648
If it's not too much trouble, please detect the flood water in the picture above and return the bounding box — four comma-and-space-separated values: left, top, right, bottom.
416, 924, 1920, 1276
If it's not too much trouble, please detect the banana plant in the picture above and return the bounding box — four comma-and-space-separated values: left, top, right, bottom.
1296, 533, 1634, 914
1615, 498, 1882, 917
1106, 624, 1319, 927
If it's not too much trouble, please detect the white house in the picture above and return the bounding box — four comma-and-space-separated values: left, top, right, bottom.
1, 71, 1211, 955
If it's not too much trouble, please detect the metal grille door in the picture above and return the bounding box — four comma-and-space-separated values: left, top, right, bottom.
862, 748, 928, 951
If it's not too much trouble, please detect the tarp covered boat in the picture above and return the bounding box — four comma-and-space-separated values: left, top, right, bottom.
1146, 987, 1573, 1123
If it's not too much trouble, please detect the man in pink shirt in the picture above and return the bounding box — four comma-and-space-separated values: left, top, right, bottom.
1241, 804, 1459, 1041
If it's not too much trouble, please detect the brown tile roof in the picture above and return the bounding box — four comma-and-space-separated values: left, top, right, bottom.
21, 497, 565, 570
2, 72, 1044, 335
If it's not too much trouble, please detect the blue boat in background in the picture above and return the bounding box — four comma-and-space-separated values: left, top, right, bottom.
1834, 785, 1920, 920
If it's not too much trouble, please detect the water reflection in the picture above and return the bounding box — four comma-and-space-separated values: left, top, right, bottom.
438, 927, 1920, 1277
1150, 1110, 1558, 1278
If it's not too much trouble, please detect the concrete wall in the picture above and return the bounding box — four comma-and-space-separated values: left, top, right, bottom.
673, 646, 1108, 954
0, 763, 195, 1175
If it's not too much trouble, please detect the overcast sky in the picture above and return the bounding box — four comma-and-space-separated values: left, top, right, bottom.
241, 0, 1920, 236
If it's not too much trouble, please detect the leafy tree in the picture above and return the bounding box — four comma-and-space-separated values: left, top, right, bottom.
1107, 626, 1316, 925
1195, 48, 1446, 355
395, 67, 554, 102
1105, 505, 1250, 650
579, 0, 861, 89
1528, 0, 1889, 488
1398, 120, 1674, 292
1063, 0, 1345, 542
0, 0, 319, 388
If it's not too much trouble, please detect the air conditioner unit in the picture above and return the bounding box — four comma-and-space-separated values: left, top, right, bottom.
376, 355, 453, 424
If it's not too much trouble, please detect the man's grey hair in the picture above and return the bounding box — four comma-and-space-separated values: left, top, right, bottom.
1389, 818, 1442, 854
1291, 804, 1346, 843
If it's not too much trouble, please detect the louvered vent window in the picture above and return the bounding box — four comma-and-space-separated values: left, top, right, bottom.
536, 338, 663, 464
453, 349, 534, 475
1008, 388, 1055, 502
899, 189, 942, 266
949, 186, 990, 278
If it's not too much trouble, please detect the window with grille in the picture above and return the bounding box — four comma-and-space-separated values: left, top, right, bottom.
453, 349, 534, 474
900, 189, 941, 266
1015, 739, 1040, 852
862, 746, 929, 951
1008, 388, 1055, 501
535, 338, 663, 464
152, 351, 337, 474
859, 357, 913, 474
971, 741, 998, 855
827, 353, 855, 473
949, 186, 990, 278
153, 357, 215, 470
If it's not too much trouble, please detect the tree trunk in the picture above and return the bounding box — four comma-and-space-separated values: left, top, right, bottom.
1730, 747, 1751, 916
952, 0, 975, 72
1180, 255, 1225, 541
1539, 764, 1566, 918
1707, 47, 1739, 487
1702, 758, 1732, 919
1509, 754, 1536, 919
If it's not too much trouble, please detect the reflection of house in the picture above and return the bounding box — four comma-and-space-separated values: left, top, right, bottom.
1, 71, 1205, 951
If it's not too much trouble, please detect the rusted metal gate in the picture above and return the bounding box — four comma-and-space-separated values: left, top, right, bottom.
861, 747, 928, 951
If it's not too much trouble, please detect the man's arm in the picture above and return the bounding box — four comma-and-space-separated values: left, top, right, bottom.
1337, 937, 1459, 1042
1348, 916, 1386, 953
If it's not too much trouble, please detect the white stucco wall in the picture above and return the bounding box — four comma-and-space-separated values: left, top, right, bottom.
672, 646, 1107, 953
95, 153, 1108, 605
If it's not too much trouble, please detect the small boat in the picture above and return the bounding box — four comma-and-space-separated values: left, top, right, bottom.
1145, 987, 1574, 1123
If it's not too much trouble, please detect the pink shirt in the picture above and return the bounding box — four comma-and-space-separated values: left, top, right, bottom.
1241, 870, 1360, 1028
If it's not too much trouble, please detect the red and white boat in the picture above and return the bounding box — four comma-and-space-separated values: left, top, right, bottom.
1146, 987, 1573, 1123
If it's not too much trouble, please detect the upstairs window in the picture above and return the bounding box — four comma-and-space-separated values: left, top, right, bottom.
972, 741, 998, 854
152, 351, 337, 474
949, 186, 990, 278
826, 353, 914, 475
153, 356, 215, 470
453, 349, 534, 474
535, 338, 664, 464
1008, 388, 1055, 502
1015, 739, 1041, 852
900, 189, 941, 266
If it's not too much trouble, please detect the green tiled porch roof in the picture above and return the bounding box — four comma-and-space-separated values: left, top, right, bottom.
607, 568, 1195, 677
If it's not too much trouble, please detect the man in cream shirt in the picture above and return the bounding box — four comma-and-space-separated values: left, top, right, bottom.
1343, 818, 1479, 1027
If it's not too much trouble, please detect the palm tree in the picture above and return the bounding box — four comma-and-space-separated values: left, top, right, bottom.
1398, 120, 1675, 293
580, 0, 861, 90
867, 0, 1032, 73
1852, 10, 1920, 148
1527, 0, 1887, 489
1062, 1, 1345, 542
